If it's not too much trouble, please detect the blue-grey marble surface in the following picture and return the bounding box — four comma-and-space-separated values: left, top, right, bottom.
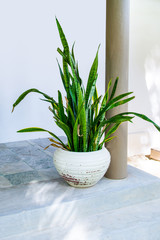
0, 137, 66, 188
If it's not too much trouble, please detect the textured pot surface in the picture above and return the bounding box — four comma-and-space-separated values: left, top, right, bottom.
53, 147, 111, 188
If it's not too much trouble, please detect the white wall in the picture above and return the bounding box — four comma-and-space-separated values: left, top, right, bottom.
0, 0, 106, 143
128, 0, 160, 155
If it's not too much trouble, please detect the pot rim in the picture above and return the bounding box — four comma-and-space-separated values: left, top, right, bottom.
54, 147, 109, 155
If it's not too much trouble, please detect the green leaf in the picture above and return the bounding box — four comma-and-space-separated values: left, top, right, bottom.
106, 114, 134, 125
120, 112, 160, 132
87, 74, 98, 107
93, 94, 135, 128
76, 62, 82, 86
93, 87, 99, 117
98, 137, 115, 149
98, 123, 120, 149
58, 90, 66, 123
73, 115, 80, 152
55, 120, 73, 149
85, 45, 100, 105
78, 84, 87, 151
63, 58, 70, 92
12, 88, 55, 112
57, 48, 69, 63
92, 95, 102, 111
107, 92, 134, 109
40, 98, 58, 108
69, 54, 79, 98
67, 102, 76, 127
73, 101, 85, 151
101, 79, 112, 107
69, 87, 77, 109
57, 59, 66, 91
107, 96, 135, 111
105, 123, 121, 139
71, 42, 75, 62
56, 18, 69, 57
17, 127, 67, 148
109, 77, 119, 100
98, 78, 112, 123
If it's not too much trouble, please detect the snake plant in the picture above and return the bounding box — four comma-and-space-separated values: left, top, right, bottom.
12, 18, 160, 152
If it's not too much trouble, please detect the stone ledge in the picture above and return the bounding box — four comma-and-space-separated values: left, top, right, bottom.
2, 198, 160, 240
1, 166, 160, 239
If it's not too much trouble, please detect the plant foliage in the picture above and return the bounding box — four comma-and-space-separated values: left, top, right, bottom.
12, 18, 160, 152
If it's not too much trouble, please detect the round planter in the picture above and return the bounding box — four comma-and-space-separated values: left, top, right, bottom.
53, 147, 111, 188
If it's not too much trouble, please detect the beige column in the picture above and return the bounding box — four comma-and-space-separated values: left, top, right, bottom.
105, 0, 130, 179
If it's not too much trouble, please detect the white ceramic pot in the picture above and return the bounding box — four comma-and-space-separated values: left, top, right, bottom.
53, 147, 111, 188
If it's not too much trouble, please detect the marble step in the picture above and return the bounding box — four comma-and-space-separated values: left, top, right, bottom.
1, 198, 160, 240
1, 166, 160, 239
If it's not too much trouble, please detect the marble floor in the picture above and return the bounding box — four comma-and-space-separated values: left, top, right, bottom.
1, 138, 160, 239
0, 138, 65, 188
